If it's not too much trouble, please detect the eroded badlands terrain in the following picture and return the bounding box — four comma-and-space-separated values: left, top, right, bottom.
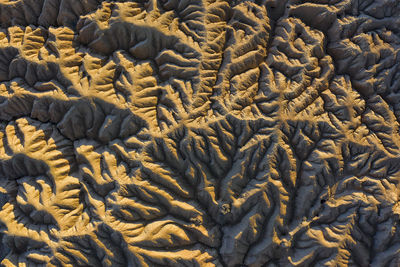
0, 0, 399, 266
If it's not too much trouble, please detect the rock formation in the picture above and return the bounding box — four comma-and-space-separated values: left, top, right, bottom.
0, 0, 399, 266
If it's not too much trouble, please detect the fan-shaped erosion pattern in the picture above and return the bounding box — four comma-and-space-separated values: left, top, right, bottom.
0, 0, 400, 266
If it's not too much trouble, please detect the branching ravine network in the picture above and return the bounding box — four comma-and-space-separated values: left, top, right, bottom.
0, 0, 399, 266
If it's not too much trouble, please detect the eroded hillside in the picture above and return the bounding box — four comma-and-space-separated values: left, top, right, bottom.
0, 0, 400, 266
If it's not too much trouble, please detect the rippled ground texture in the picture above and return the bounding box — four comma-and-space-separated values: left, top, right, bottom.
0, 0, 400, 266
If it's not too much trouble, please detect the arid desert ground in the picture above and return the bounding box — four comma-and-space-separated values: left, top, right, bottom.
0, 0, 399, 266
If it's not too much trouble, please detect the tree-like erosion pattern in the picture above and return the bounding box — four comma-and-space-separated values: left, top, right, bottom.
0, 0, 400, 266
